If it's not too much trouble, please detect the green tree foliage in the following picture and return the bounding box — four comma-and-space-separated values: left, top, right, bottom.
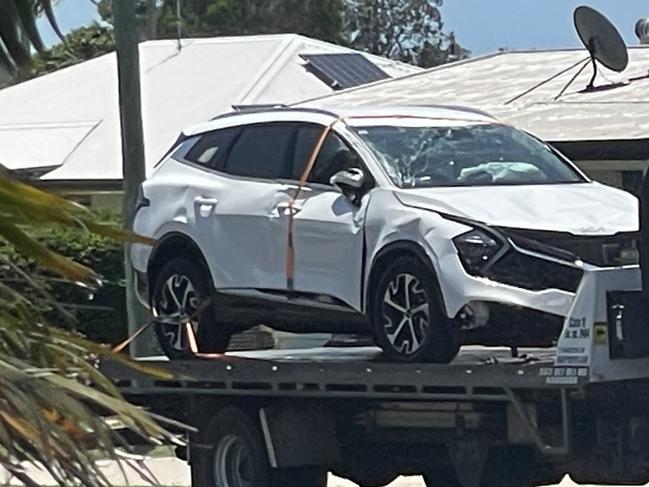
99, 0, 344, 43
343, 0, 469, 67
0, 210, 128, 345
15, 22, 115, 83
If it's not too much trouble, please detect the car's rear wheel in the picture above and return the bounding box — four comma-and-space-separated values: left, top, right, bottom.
371, 255, 460, 363
151, 256, 230, 359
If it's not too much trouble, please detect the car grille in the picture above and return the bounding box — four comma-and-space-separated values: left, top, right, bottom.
485, 250, 583, 293
501, 229, 639, 267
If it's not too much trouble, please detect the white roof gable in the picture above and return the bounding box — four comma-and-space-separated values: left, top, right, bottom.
0, 34, 420, 182
302, 46, 649, 143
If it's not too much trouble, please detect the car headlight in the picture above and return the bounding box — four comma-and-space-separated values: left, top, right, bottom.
453, 228, 504, 275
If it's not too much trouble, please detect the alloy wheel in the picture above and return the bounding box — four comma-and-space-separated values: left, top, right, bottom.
154, 274, 199, 351
381, 273, 430, 355
213, 435, 254, 487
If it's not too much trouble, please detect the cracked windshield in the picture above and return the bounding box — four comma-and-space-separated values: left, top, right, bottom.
355, 123, 584, 187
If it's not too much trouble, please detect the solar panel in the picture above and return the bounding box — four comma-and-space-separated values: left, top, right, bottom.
300, 53, 391, 90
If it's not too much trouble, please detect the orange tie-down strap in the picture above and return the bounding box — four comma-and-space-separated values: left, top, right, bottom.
286, 116, 343, 290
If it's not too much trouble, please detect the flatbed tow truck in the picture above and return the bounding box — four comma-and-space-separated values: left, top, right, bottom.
103, 265, 649, 487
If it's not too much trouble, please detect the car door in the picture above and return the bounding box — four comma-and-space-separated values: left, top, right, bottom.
288, 124, 370, 310
188, 122, 297, 291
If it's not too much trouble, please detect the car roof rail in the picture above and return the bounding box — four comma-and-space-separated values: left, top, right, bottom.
410, 104, 495, 119
210, 105, 340, 122
231, 103, 289, 112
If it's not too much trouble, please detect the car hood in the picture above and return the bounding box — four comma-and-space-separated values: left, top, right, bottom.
394, 182, 639, 235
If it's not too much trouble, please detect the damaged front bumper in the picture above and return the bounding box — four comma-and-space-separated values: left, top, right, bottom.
439, 223, 638, 345
439, 225, 594, 334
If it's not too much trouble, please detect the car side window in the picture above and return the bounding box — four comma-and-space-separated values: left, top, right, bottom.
292, 125, 363, 185
224, 124, 296, 179
184, 127, 239, 168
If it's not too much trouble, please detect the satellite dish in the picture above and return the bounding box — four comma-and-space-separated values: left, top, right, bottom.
574, 6, 629, 90
637, 18, 649, 44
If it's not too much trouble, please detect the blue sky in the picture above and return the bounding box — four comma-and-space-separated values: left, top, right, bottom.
38, 0, 649, 54
37, 0, 99, 47
442, 1, 648, 55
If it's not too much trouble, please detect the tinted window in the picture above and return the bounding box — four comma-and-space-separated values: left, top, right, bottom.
225, 124, 295, 179
184, 128, 239, 168
293, 125, 362, 185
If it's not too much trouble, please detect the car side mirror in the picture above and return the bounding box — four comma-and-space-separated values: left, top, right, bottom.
330, 168, 366, 203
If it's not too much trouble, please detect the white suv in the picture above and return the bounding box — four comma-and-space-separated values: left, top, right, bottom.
131, 106, 638, 363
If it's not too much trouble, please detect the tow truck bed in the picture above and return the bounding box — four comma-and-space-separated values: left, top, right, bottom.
104, 267, 649, 486
106, 346, 567, 398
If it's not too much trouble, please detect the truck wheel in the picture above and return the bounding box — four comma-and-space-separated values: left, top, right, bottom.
151, 256, 230, 360
197, 407, 272, 487
371, 255, 460, 363
193, 407, 328, 487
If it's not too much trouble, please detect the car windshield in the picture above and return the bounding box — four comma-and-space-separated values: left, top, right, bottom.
353, 122, 585, 188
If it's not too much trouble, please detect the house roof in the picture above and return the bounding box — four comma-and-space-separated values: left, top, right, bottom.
301, 46, 649, 146
0, 34, 420, 182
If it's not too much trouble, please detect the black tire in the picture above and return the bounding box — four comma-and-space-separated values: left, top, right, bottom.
194, 407, 272, 487
371, 255, 460, 363
191, 407, 327, 487
150, 256, 230, 360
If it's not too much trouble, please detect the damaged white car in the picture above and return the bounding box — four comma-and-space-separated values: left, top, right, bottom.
130, 106, 639, 363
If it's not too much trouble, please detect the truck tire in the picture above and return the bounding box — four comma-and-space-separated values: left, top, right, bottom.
194, 407, 271, 486
371, 255, 460, 363
151, 256, 230, 359
192, 407, 327, 487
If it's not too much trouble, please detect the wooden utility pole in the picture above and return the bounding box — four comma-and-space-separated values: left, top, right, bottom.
146, 0, 159, 40
113, 0, 149, 357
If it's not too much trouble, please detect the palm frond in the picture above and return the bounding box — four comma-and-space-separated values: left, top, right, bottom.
0, 170, 174, 486
0, 0, 64, 72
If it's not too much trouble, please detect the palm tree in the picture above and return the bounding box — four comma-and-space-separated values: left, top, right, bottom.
0, 4, 173, 480
0, 170, 177, 486
0, 1, 65, 73
0, 6, 175, 484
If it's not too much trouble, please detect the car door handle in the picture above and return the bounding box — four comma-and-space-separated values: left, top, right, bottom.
283, 184, 312, 194
270, 201, 302, 218
194, 196, 219, 206
277, 201, 302, 213
194, 196, 218, 217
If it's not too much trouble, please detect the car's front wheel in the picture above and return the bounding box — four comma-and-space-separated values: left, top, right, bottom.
371, 255, 460, 363
150, 256, 231, 359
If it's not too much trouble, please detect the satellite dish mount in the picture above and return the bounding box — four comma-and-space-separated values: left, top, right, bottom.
585, 38, 601, 91
574, 6, 629, 92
